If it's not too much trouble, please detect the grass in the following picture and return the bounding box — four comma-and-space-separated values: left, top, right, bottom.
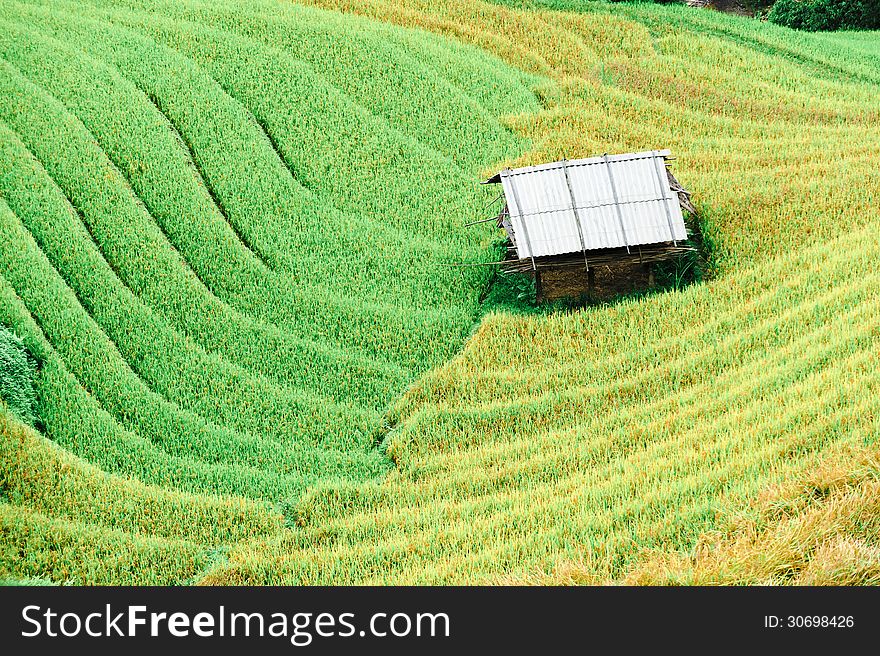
0, 0, 537, 582
0, 326, 36, 427
0, 0, 878, 584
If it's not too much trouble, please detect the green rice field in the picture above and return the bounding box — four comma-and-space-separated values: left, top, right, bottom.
1, 0, 878, 585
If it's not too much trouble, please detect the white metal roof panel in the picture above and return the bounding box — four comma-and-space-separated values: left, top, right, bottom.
499, 150, 687, 259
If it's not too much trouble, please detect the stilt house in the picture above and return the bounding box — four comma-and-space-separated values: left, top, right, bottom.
482, 150, 696, 301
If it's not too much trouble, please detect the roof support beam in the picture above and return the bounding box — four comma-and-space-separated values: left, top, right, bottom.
561, 158, 589, 271
602, 154, 630, 254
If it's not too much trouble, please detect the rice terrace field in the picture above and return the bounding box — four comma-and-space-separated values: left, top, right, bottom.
1, 0, 879, 585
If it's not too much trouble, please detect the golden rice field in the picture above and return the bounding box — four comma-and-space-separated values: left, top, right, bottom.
1, 0, 878, 585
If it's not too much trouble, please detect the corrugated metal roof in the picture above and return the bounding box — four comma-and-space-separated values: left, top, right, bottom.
493, 150, 687, 261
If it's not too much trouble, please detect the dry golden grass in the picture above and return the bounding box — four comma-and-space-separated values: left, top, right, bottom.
621, 440, 880, 585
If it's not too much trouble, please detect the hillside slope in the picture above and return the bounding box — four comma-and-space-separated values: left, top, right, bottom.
2, 0, 879, 584
204, 0, 880, 584
0, 0, 538, 582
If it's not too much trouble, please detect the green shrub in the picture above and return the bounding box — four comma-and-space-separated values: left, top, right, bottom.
769, 0, 880, 31
0, 323, 36, 426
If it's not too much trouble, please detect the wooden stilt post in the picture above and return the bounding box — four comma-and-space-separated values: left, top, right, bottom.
535, 270, 543, 303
